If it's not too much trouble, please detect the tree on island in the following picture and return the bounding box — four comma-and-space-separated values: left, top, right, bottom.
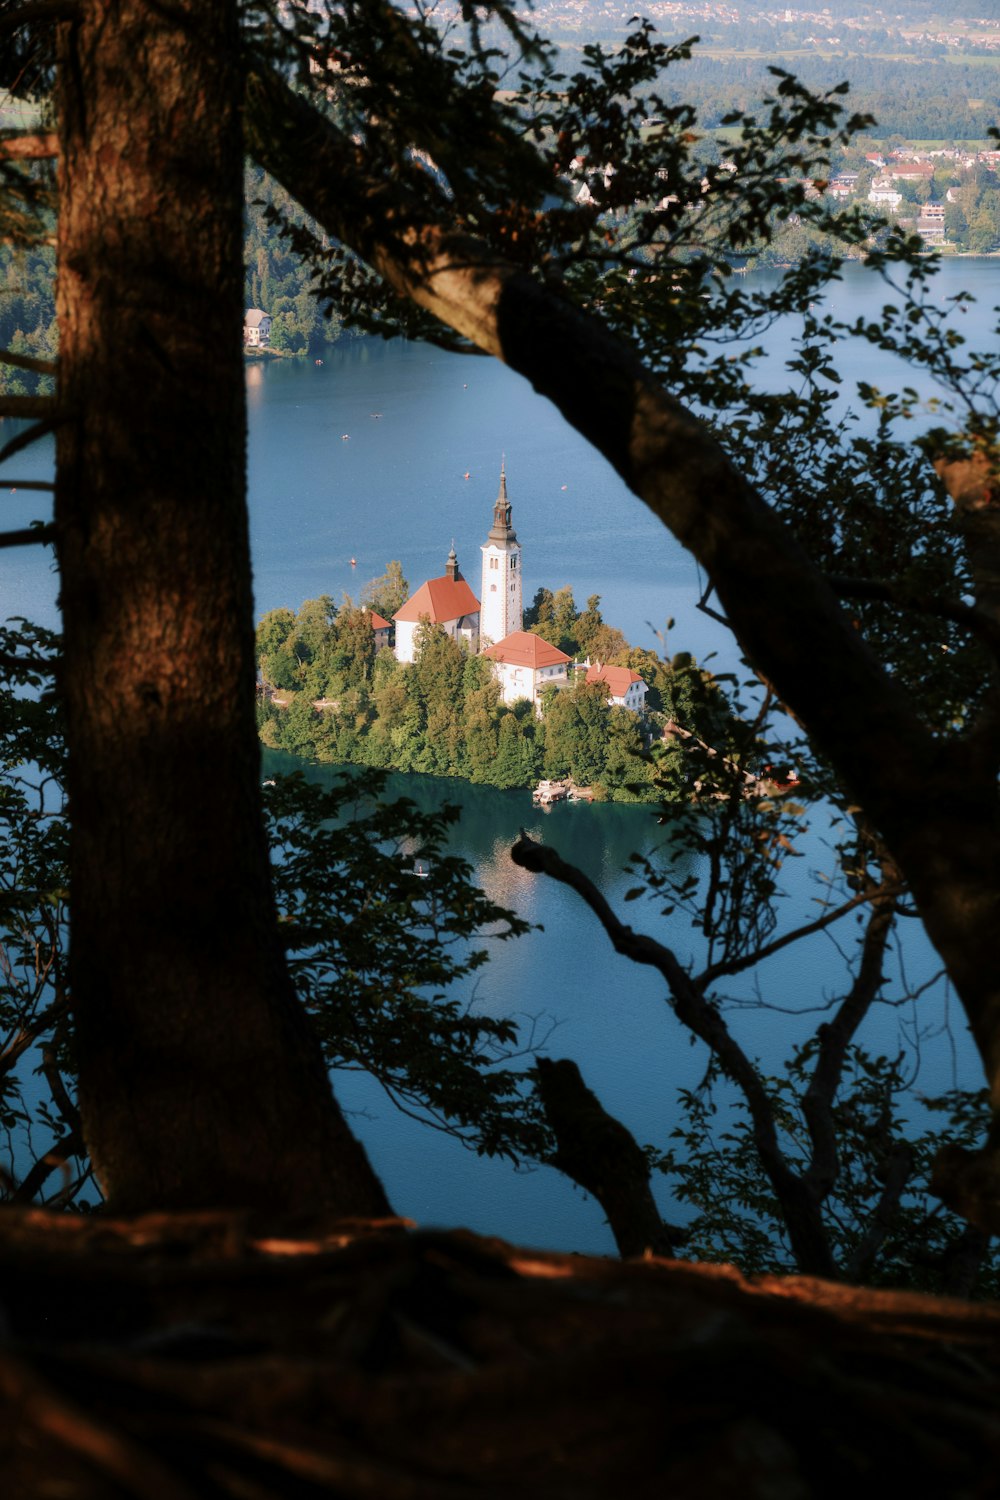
4, 0, 1000, 1276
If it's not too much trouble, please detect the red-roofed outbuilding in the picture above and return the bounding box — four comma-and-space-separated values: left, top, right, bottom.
481, 630, 571, 707
368, 610, 392, 652
585, 662, 647, 713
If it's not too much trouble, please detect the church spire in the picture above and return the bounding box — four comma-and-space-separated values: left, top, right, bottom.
445, 540, 461, 581
489, 458, 517, 544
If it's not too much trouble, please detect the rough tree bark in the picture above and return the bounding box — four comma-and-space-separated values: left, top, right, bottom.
244, 66, 1000, 1230
52, 0, 389, 1215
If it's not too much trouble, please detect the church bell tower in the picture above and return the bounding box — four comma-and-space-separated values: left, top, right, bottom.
479, 460, 522, 648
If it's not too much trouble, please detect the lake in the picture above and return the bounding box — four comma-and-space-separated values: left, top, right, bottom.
1, 257, 998, 1250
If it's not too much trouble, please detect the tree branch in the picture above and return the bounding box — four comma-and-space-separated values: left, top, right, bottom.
0, 396, 55, 419
9, 1129, 82, 1205
0, 346, 56, 375
0, 1, 78, 34
828, 573, 1000, 654
0, 416, 58, 465
533, 1057, 682, 1258
801, 877, 898, 1202
0, 651, 58, 673
845, 1141, 916, 1284
0, 133, 58, 162
0, 523, 55, 548
698, 880, 903, 990
510, 831, 837, 1276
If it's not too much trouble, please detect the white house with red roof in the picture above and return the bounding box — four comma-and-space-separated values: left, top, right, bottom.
481, 630, 571, 708
368, 610, 392, 653
392, 546, 480, 664
243, 308, 271, 346
585, 662, 648, 713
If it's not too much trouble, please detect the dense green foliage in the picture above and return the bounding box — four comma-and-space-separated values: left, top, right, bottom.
265, 770, 548, 1160
0, 243, 56, 397
659, 1046, 1000, 1295
243, 162, 354, 354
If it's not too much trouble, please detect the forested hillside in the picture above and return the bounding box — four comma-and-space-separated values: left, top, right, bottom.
0, 165, 351, 397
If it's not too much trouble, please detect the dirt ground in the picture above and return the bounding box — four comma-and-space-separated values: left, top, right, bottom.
2, 1207, 1000, 1498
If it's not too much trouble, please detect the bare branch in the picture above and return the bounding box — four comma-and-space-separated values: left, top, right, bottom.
801, 880, 899, 1201
9, 1129, 82, 1205
0, 346, 56, 375
0, 417, 58, 465
698, 881, 904, 990
0, 1, 78, 34
0, 133, 58, 162
0, 523, 55, 548
0, 479, 54, 490
510, 830, 837, 1276
0, 396, 55, 419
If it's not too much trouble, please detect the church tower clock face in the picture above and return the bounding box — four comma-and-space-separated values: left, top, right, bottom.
479, 460, 523, 649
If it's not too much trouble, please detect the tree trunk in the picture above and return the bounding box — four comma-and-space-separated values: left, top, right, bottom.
53, 0, 389, 1216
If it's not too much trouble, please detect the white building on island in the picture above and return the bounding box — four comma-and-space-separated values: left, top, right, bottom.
243, 308, 272, 346
479, 461, 522, 648
585, 662, 647, 713
481, 630, 570, 708
392, 546, 480, 664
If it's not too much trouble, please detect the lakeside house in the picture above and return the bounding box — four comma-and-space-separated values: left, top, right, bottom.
244, 308, 272, 347
481, 630, 572, 708
584, 662, 648, 713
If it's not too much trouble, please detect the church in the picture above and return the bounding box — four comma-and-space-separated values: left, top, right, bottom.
391, 463, 571, 707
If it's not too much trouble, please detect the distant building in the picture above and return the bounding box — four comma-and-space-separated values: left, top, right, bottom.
869, 180, 903, 210
368, 610, 392, 652
585, 662, 648, 713
481, 631, 570, 708
479, 461, 523, 648
244, 308, 272, 347
889, 162, 935, 183
393, 546, 480, 664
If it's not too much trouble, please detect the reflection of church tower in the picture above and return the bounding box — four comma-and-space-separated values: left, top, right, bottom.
479, 460, 522, 648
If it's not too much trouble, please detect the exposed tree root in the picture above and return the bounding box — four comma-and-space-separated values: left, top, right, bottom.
2, 1208, 1000, 1497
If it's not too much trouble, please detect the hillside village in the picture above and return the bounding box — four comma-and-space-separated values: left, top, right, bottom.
255, 466, 728, 799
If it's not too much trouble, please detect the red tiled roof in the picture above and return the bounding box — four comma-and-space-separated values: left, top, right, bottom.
481, 631, 570, 669
586, 663, 644, 698
368, 611, 391, 631
394, 576, 480, 624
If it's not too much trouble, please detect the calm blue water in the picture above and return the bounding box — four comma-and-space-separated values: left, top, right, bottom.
1, 258, 997, 1249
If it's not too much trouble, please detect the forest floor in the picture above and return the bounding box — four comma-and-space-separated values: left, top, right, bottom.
2, 1207, 1000, 1498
